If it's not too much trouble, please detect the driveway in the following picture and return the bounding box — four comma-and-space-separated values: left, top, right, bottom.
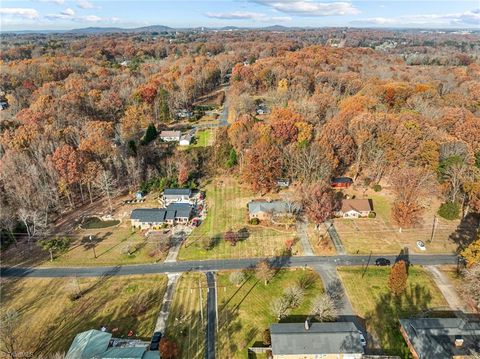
154, 273, 180, 333
205, 272, 216, 359
296, 220, 314, 256
425, 265, 465, 311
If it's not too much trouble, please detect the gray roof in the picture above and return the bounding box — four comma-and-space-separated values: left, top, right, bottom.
270, 322, 364, 356
159, 130, 181, 138
66, 330, 112, 359
130, 203, 192, 223
99, 347, 146, 359
248, 200, 291, 215
163, 188, 192, 197
399, 317, 480, 359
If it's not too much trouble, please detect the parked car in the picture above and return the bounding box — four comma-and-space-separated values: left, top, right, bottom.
375, 258, 391, 266
416, 240, 426, 251
150, 331, 162, 351
359, 332, 367, 346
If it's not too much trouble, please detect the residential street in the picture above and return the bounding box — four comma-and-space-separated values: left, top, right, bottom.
1, 254, 458, 278
205, 272, 216, 359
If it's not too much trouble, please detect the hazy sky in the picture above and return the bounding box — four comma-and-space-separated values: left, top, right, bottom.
1, 0, 478, 31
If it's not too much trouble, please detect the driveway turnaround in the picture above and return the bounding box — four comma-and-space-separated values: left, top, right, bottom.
205, 272, 216, 359
1, 254, 458, 278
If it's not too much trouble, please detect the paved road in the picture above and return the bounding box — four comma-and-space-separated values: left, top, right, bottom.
205, 272, 216, 359
0, 254, 458, 278
425, 265, 465, 311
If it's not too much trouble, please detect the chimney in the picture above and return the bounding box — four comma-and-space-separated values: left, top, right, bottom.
454, 336, 464, 347
304, 317, 310, 331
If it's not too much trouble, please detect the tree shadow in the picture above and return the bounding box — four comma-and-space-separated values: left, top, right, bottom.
449, 213, 479, 251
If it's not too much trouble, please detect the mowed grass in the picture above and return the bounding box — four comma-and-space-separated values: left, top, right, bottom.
217, 269, 323, 358
0, 275, 167, 356
335, 191, 459, 255
165, 273, 208, 359
338, 266, 448, 356
178, 177, 300, 260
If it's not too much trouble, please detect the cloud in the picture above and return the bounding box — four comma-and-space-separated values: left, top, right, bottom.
76, 0, 95, 9
61, 8, 75, 16
205, 11, 291, 22
84, 15, 101, 22
36, 0, 65, 5
252, 0, 360, 17
0, 8, 39, 19
352, 8, 480, 27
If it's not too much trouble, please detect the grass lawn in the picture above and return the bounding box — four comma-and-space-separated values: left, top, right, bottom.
335, 189, 459, 255
306, 223, 336, 256
0, 275, 167, 356
338, 266, 448, 356
217, 269, 323, 358
178, 177, 300, 260
165, 273, 208, 359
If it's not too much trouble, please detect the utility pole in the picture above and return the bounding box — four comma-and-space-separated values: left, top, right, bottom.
429, 215, 437, 243
89, 235, 97, 258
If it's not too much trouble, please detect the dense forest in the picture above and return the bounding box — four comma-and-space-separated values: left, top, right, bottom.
0, 28, 479, 241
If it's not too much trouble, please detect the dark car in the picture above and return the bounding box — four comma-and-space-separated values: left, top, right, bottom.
150, 331, 162, 351
375, 258, 391, 266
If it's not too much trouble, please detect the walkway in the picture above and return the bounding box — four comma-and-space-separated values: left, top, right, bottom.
154, 272, 180, 333
296, 220, 314, 256
425, 265, 465, 311
205, 272, 216, 359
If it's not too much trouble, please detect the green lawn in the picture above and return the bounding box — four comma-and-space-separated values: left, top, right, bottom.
180, 129, 215, 150
217, 269, 323, 358
165, 273, 207, 359
0, 275, 167, 356
178, 177, 300, 260
338, 266, 448, 356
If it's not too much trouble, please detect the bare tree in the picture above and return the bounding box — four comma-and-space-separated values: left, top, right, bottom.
462, 264, 480, 311
311, 294, 337, 322
271, 297, 291, 320
283, 284, 305, 308
0, 309, 20, 359
17, 208, 47, 242
94, 170, 117, 213
255, 259, 275, 285
229, 270, 246, 286
285, 144, 331, 183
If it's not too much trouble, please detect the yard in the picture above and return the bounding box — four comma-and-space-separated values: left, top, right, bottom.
0, 275, 167, 356
180, 128, 215, 150
178, 177, 301, 260
334, 189, 459, 255
165, 273, 208, 359
338, 266, 448, 356
216, 269, 324, 359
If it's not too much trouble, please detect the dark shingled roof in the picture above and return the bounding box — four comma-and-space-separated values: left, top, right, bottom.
130, 203, 192, 223
163, 188, 192, 196
331, 177, 353, 184
399, 317, 480, 359
270, 322, 364, 356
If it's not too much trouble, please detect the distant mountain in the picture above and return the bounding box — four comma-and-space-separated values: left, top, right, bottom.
68, 25, 173, 34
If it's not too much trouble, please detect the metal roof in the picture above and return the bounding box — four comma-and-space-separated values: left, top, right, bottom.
66, 330, 112, 359
247, 200, 290, 215
130, 208, 166, 223
163, 188, 192, 196
166, 202, 192, 218
399, 318, 480, 359
99, 347, 147, 359
159, 131, 181, 138
270, 322, 364, 356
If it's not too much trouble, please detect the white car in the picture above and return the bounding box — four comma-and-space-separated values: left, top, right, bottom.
417, 240, 426, 251
359, 332, 367, 347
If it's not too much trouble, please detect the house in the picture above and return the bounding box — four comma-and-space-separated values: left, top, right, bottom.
159, 130, 181, 142
179, 133, 193, 146
66, 329, 156, 359
399, 317, 480, 359
163, 188, 192, 205
331, 177, 353, 189
276, 179, 290, 188
270, 322, 365, 359
247, 200, 293, 221
336, 199, 373, 218
130, 203, 192, 229
0, 101, 8, 111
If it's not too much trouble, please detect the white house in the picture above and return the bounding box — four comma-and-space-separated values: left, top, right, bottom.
336, 199, 373, 218
159, 130, 181, 142
163, 188, 192, 205
179, 133, 193, 146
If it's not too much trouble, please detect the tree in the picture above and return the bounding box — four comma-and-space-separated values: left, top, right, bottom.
39, 236, 71, 261
243, 141, 282, 193
229, 270, 246, 286
462, 263, 480, 311
0, 309, 20, 359
271, 296, 290, 320
388, 260, 408, 296
311, 294, 337, 322
255, 259, 275, 285
94, 170, 117, 213
17, 208, 47, 243
262, 328, 271, 346
141, 123, 158, 145
302, 182, 335, 224
50, 145, 80, 206
224, 230, 238, 246
159, 338, 178, 359
461, 238, 480, 268
437, 202, 460, 220
283, 284, 305, 308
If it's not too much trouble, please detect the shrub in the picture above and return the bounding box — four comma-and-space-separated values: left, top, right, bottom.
229, 270, 246, 286
373, 184, 382, 192
368, 212, 376, 218
437, 202, 460, 220
249, 218, 260, 225
202, 237, 216, 250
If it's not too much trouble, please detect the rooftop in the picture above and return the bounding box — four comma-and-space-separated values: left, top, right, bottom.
130, 203, 192, 223
159, 130, 181, 138
331, 177, 353, 184
270, 322, 364, 356
247, 200, 293, 215
163, 188, 192, 196
65, 329, 112, 359
340, 199, 373, 213
399, 317, 480, 359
